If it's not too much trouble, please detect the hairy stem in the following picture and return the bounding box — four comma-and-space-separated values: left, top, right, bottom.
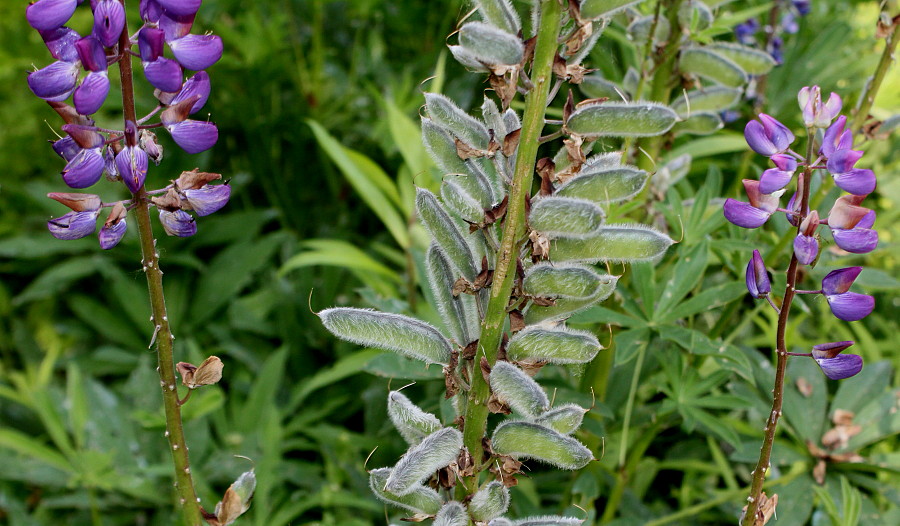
461, 0, 563, 478
116, 4, 203, 524
850, 16, 900, 135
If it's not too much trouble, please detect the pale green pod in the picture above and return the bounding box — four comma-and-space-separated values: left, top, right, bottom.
482, 97, 507, 141
627, 15, 670, 48
566, 101, 677, 138
386, 427, 464, 495
458, 22, 524, 67
320, 307, 452, 365
580, 0, 645, 20
469, 481, 510, 522
488, 519, 514, 526
523, 262, 607, 299
490, 361, 549, 416
422, 118, 470, 175
707, 42, 777, 75
524, 293, 608, 324
679, 47, 748, 88
568, 19, 607, 64
388, 390, 443, 445
442, 178, 487, 223
555, 166, 648, 203
491, 421, 593, 470
474, 0, 521, 35
672, 111, 723, 136
434, 501, 469, 526
678, 0, 713, 32
448, 172, 493, 210
579, 75, 623, 100
506, 325, 602, 364
425, 92, 491, 149
369, 468, 443, 515
551, 224, 674, 263
417, 188, 478, 281
514, 517, 584, 526
670, 86, 742, 118
450, 44, 490, 72
534, 403, 588, 435
503, 108, 520, 135
426, 243, 471, 344
583, 151, 623, 170
529, 197, 605, 238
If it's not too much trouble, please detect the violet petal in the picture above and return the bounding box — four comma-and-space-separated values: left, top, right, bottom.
140, 0, 163, 22
171, 71, 210, 113
815, 354, 863, 380
821, 267, 862, 295
62, 148, 105, 188
793, 234, 818, 265
744, 120, 778, 156
27, 60, 80, 101
770, 153, 797, 172
143, 57, 184, 93
167, 120, 218, 153
169, 34, 223, 71
820, 115, 847, 157
52, 136, 81, 161
759, 168, 794, 194
40, 27, 82, 62
47, 209, 99, 240
115, 146, 149, 193
183, 184, 230, 216
826, 148, 864, 174
832, 168, 876, 196
26, 0, 77, 32
75, 36, 107, 72
138, 27, 166, 62
99, 218, 127, 249
831, 228, 878, 254
745, 249, 770, 298
160, 10, 196, 41
159, 209, 197, 237
156, 0, 202, 16
73, 71, 110, 115
759, 113, 794, 152
724, 199, 770, 228
811, 341, 855, 359
93, 0, 125, 48
826, 292, 874, 322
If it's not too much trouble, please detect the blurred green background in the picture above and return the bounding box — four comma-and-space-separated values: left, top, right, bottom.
1, 1, 898, 525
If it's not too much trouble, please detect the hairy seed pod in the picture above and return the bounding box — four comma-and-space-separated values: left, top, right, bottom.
672, 111, 724, 136
320, 307, 452, 365
369, 468, 443, 515
425, 244, 472, 344
551, 224, 674, 263
579, 74, 623, 100
535, 403, 588, 435
627, 15, 671, 48
469, 481, 510, 521
490, 361, 549, 416
580, 0, 645, 20
474, 0, 521, 34
670, 86, 742, 118
706, 42, 777, 75
529, 197, 605, 238
442, 178, 488, 224
458, 22, 524, 68
512, 517, 585, 525
388, 391, 443, 445
488, 519, 514, 526
491, 421, 593, 470
679, 47, 748, 88
482, 96, 507, 140
556, 166, 648, 203
566, 101, 677, 138
524, 263, 618, 323
506, 325, 602, 364
434, 501, 469, 526
385, 427, 464, 495
417, 188, 478, 281
425, 93, 491, 149
678, 0, 714, 31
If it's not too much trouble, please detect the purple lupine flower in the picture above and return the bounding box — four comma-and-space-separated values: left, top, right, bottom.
783, 192, 805, 227
139, 27, 184, 92
60, 124, 106, 188
159, 209, 197, 237
27, 60, 81, 101
170, 71, 211, 114
793, 1, 811, 16
115, 121, 149, 193
161, 98, 218, 153
821, 267, 874, 322
793, 210, 819, 264
820, 115, 852, 157
810, 341, 863, 380
734, 18, 759, 45
156, 0, 203, 16
826, 148, 876, 196
182, 183, 230, 216
159, 9, 195, 41
26, 0, 77, 32
724, 180, 780, 228
745, 249, 771, 298
781, 12, 799, 34
758, 153, 798, 194
168, 34, 223, 71
46, 191, 102, 240
827, 196, 878, 254
40, 26, 81, 62
52, 136, 81, 161
768, 36, 784, 64
798, 86, 841, 128
73, 36, 110, 115
744, 114, 794, 156
99, 202, 127, 249
140, 0, 163, 23
92, 0, 125, 48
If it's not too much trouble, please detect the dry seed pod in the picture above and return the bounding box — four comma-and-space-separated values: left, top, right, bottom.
529, 196, 605, 238
469, 481, 510, 521
555, 165, 648, 203
491, 421, 593, 470
679, 47, 748, 88
434, 501, 469, 526
388, 391, 443, 445
176, 356, 223, 389
506, 325, 602, 364
534, 403, 588, 435
213, 470, 256, 526
566, 101, 677, 138
490, 361, 549, 416
385, 427, 464, 495
417, 188, 478, 282
368, 467, 443, 515
550, 224, 674, 263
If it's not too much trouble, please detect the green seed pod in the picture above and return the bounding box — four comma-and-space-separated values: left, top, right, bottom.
580, 0, 645, 20
707, 42, 777, 76
535, 403, 588, 435
556, 166, 647, 204
386, 427, 464, 495
679, 47, 748, 88
434, 501, 469, 526
474, 0, 521, 35
442, 178, 488, 223
469, 481, 510, 522
529, 197, 605, 238
482, 96, 507, 140
369, 467, 443, 515
320, 307, 452, 365
450, 45, 491, 72
551, 224, 674, 263
506, 325, 602, 364
422, 118, 470, 176
491, 421, 593, 470
672, 111, 723, 136
426, 243, 472, 344
417, 188, 478, 281
579, 74, 624, 100
490, 361, 549, 416
425, 92, 491, 149
488, 519, 514, 526
678, 0, 713, 32
566, 101, 677, 138
503, 108, 520, 135
670, 86, 742, 118
627, 15, 670, 48
458, 21, 524, 68
583, 151, 623, 170
513, 517, 584, 526
523, 264, 618, 323
388, 391, 443, 445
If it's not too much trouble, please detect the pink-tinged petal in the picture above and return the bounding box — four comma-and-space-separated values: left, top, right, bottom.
826, 148, 864, 174
47, 192, 101, 211
159, 209, 197, 237
797, 86, 811, 114
167, 120, 218, 153
799, 86, 818, 127
40, 27, 81, 62
93, 0, 125, 48
26, 0, 77, 31
821, 267, 862, 295
828, 196, 870, 229
759, 168, 794, 194
745, 120, 778, 156
826, 292, 874, 322
811, 341, 854, 360
62, 148, 104, 188
27, 60, 80, 101
169, 34, 223, 71
99, 218, 127, 249
52, 136, 80, 161
140, 0, 163, 22
822, 92, 842, 122
815, 354, 863, 380
799, 209, 819, 236
831, 228, 878, 254
743, 179, 780, 213
73, 71, 109, 115
857, 210, 875, 229
784, 192, 804, 227
138, 27, 166, 61
143, 57, 184, 93
183, 183, 230, 216
62, 124, 104, 148
759, 113, 794, 152
160, 10, 195, 41
745, 249, 770, 298
115, 146, 149, 193
171, 71, 210, 113
47, 209, 100, 240
793, 234, 818, 265
724, 199, 770, 228
75, 36, 107, 72
832, 169, 876, 196
770, 153, 797, 172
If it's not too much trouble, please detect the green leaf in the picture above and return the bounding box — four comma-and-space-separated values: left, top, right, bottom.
67, 294, 144, 349
551, 224, 674, 263
279, 238, 399, 297
659, 281, 747, 323
566, 101, 677, 138
664, 132, 748, 161
288, 349, 383, 411
679, 47, 748, 88
0, 429, 74, 474
613, 328, 651, 366
491, 421, 593, 470
655, 240, 709, 316
65, 364, 88, 450
13, 256, 101, 305
384, 99, 429, 176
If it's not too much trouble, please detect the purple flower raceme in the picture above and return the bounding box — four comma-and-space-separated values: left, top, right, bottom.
827, 195, 878, 254
810, 341, 863, 380
744, 114, 794, 157
820, 267, 875, 322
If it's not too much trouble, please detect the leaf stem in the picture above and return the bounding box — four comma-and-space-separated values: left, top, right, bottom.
850, 16, 900, 135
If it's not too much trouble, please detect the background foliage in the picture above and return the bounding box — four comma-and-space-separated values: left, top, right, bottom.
1, 0, 897, 524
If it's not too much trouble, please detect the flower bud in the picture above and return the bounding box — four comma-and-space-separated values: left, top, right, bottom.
214, 469, 255, 526
171, 71, 211, 114
156, 0, 202, 17
26, 0, 77, 32
798, 86, 842, 128
99, 202, 127, 249
159, 209, 197, 237
820, 115, 852, 157
93, 0, 126, 48
821, 267, 874, 322
745, 249, 770, 298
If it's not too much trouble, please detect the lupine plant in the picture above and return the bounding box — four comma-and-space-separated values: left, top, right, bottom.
724, 87, 879, 525
319, 0, 684, 523
24, 0, 251, 524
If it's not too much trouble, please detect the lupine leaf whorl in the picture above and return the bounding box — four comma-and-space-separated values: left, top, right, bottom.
319, 307, 452, 365
580, 0, 646, 20
385, 427, 463, 496
387, 391, 443, 445
425, 243, 472, 344
416, 188, 478, 282
368, 467, 443, 515
550, 224, 674, 264
489, 361, 549, 417
706, 42, 777, 75
491, 421, 593, 470
679, 47, 748, 88
469, 481, 510, 522
555, 166, 648, 204
506, 325, 602, 364
434, 501, 469, 526
473, 0, 521, 35
534, 403, 588, 435
425, 92, 491, 150
670, 86, 742, 118
529, 197, 605, 238
566, 101, 678, 138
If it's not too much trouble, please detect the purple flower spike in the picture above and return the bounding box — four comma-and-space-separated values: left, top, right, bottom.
93, 0, 126, 48
745, 114, 794, 156
40, 27, 82, 62
73, 71, 110, 115
826, 292, 874, 322
822, 267, 862, 295
138, 27, 166, 62
156, 0, 203, 16
169, 34, 223, 71
820, 115, 852, 157
48, 209, 100, 240
75, 36, 108, 72
167, 120, 218, 153
62, 148, 105, 188
27, 60, 80, 101
116, 146, 149, 193
745, 249, 771, 298
159, 209, 197, 237
798, 86, 842, 128
183, 183, 230, 216
814, 353, 863, 380
26, 0, 77, 32
143, 58, 184, 93
171, 71, 211, 113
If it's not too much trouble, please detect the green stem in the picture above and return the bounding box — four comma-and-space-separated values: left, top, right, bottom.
601, 417, 666, 524
461, 0, 563, 478
850, 17, 900, 135
117, 3, 203, 524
